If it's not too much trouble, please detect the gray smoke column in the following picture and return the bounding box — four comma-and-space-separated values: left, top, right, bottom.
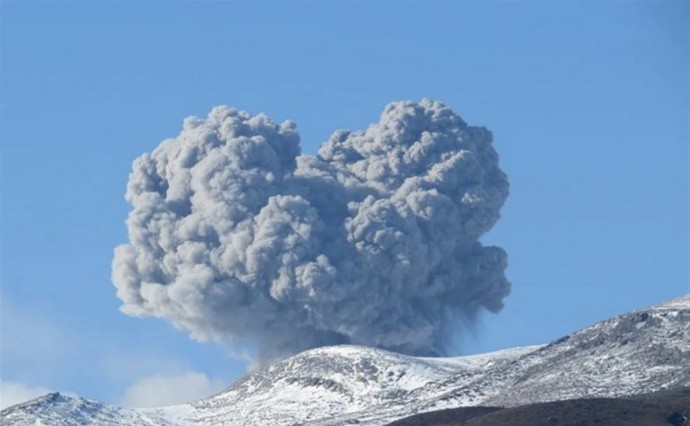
112, 99, 510, 365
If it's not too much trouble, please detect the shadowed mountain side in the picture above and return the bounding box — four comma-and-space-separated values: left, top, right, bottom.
386, 387, 690, 426
384, 407, 502, 426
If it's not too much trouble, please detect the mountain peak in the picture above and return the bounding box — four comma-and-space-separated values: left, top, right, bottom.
2, 294, 688, 425
651, 293, 690, 311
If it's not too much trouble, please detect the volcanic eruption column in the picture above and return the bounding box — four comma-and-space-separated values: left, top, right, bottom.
112, 99, 510, 365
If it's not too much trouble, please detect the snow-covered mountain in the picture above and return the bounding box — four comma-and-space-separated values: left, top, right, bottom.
2, 295, 689, 426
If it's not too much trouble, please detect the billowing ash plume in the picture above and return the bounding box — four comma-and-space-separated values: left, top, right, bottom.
112, 99, 510, 365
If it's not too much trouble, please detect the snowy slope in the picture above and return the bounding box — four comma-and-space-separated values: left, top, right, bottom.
2, 294, 688, 426
485, 294, 690, 406
0, 393, 176, 426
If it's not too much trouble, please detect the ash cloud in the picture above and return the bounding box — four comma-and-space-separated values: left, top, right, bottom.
112, 100, 510, 365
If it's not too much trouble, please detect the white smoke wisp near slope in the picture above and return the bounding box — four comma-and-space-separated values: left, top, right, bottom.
112, 99, 511, 366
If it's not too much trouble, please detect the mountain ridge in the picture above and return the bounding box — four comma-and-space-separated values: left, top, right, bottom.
2, 294, 688, 426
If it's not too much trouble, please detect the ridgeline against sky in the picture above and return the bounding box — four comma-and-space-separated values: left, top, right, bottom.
112, 100, 510, 366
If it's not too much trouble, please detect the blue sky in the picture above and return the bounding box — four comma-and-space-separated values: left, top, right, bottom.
1, 0, 688, 408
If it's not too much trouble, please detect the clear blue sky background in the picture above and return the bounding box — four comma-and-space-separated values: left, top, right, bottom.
1, 0, 688, 408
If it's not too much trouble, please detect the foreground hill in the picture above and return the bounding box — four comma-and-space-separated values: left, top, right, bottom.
387, 387, 690, 426
1, 295, 688, 425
